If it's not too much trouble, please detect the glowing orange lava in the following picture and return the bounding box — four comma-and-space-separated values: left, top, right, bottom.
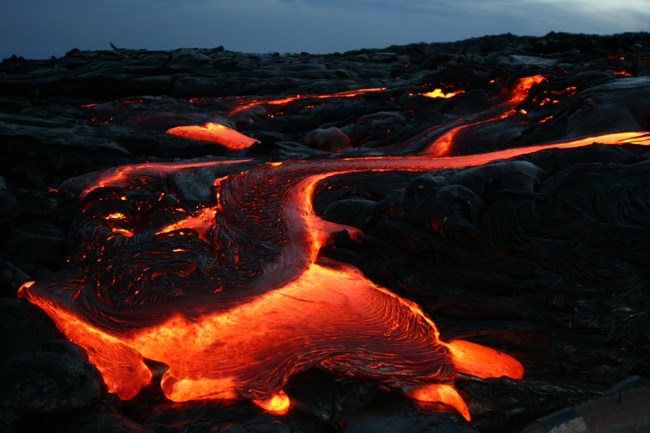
254, 391, 291, 415
407, 383, 470, 421
506, 74, 546, 104
77, 158, 251, 198
166, 122, 259, 149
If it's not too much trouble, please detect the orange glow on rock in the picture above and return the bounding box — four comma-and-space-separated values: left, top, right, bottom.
166, 122, 258, 150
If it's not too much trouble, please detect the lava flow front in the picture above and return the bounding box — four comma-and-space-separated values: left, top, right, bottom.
17, 62, 650, 425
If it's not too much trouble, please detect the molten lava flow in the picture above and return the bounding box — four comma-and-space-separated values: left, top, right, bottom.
445, 340, 524, 379
166, 122, 259, 149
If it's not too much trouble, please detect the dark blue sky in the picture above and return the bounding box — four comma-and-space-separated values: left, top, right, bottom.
1, 0, 649, 60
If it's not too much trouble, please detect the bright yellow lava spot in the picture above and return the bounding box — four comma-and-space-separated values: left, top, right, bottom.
422, 88, 463, 99
253, 391, 290, 415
